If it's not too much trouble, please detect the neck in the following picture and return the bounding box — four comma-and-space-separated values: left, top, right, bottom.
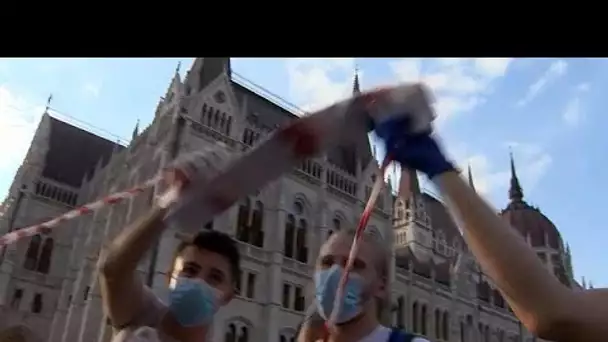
160, 314, 208, 342
329, 313, 379, 342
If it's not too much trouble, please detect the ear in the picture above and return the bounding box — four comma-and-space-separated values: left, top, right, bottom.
374, 271, 388, 299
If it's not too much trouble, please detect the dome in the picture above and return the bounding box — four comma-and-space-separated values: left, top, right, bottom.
500, 200, 562, 249
499, 152, 563, 249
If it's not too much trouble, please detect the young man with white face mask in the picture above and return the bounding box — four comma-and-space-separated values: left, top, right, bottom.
300, 229, 428, 342
98, 149, 240, 342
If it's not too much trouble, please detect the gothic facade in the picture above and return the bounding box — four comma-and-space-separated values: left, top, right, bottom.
0, 58, 576, 342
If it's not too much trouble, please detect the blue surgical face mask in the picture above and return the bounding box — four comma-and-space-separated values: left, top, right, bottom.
314, 265, 364, 324
169, 277, 221, 327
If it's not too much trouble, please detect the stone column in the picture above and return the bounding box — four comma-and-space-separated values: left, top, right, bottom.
62, 170, 112, 342
79, 201, 121, 342
262, 180, 287, 342
60, 208, 104, 342
47, 216, 88, 342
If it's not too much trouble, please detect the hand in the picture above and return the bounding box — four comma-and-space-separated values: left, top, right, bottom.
156, 146, 232, 209
373, 116, 456, 179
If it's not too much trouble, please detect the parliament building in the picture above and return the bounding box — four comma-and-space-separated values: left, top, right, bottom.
0, 58, 578, 342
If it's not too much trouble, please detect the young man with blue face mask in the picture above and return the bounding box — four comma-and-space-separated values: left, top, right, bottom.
302, 229, 428, 342
98, 149, 240, 342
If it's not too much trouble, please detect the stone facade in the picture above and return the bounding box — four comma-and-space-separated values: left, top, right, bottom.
0, 58, 576, 342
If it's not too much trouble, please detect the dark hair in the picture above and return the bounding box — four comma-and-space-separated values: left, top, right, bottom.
174, 229, 241, 284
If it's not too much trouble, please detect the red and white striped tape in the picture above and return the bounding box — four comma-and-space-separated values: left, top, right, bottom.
321, 155, 392, 337
1, 84, 432, 337
0, 176, 162, 247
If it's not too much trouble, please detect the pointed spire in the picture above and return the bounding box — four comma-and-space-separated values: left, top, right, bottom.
111, 139, 121, 155
582, 276, 587, 289
509, 149, 524, 202
45, 94, 53, 114
132, 119, 140, 141
175, 61, 181, 76
398, 167, 420, 197
467, 163, 476, 191
353, 65, 361, 94
222, 60, 231, 76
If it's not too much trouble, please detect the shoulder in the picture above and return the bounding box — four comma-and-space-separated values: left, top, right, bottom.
139, 286, 168, 325
118, 286, 168, 330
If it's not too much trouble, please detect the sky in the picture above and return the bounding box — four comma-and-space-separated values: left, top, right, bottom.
0, 57, 606, 287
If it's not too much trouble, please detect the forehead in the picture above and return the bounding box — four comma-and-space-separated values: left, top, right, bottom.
176, 245, 232, 277
318, 233, 375, 263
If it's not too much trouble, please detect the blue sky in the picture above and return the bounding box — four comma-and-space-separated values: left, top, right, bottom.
0, 58, 606, 287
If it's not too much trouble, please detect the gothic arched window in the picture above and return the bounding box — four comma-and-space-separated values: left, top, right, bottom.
284, 215, 295, 258
460, 320, 466, 342
442, 311, 449, 340
238, 327, 248, 342
396, 296, 404, 328
31, 293, 43, 313
24, 235, 41, 271
332, 217, 341, 231
284, 200, 308, 263
279, 330, 296, 342
226, 117, 233, 135
420, 304, 427, 336
251, 201, 264, 247
295, 219, 308, 263
235, 197, 264, 247
236, 198, 251, 243
434, 309, 441, 338
224, 319, 251, 342
412, 302, 419, 333
224, 323, 236, 342
36, 238, 54, 274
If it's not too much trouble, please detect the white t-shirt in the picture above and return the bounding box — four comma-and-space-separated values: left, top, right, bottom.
111, 286, 178, 342
359, 325, 429, 342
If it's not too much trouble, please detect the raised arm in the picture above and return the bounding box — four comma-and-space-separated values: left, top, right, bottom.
97, 205, 168, 328
98, 147, 231, 329
434, 171, 608, 341
98, 172, 183, 328
367, 86, 608, 342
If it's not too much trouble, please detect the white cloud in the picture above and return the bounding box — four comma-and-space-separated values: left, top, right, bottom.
83, 82, 102, 98
561, 82, 590, 127
284, 58, 356, 112
516, 59, 568, 107
284, 58, 513, 124
0, 85, 45, 176
451, 141, 552, 198
390, 58, 513, 124
283, 57, 524, 201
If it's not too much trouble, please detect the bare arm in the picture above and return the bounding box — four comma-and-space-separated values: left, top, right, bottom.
434, 171, 608, 341
97, 205, 168, 328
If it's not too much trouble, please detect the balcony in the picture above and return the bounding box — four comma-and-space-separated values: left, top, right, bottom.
236, 241, 270, 263
282, 257, 311, 275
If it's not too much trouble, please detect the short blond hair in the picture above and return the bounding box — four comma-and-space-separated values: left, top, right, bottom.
327, 228, 390, 278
